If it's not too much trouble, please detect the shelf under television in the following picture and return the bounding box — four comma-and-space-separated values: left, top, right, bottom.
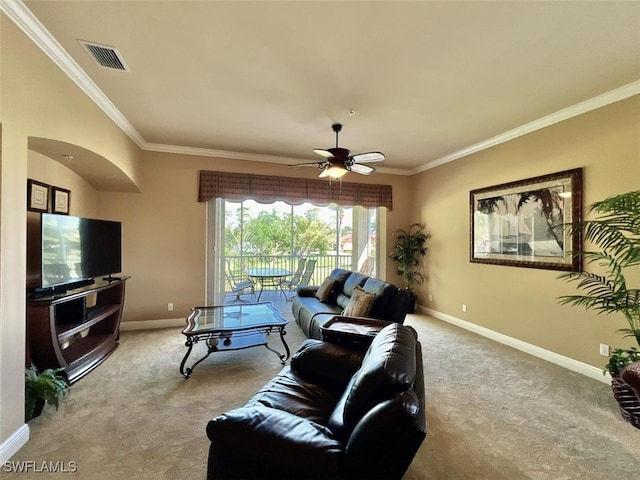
57, 304, 120, 343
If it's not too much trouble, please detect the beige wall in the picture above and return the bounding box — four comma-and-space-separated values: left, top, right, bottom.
97, 151, 413, 322
0, 17, 141, 452
2, 5, 638, 460
413, 96, 640, 369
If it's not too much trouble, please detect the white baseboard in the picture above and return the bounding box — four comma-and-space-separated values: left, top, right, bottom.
417, 305, 611, 385
119, 318, 184, 331
0, 424, 29, 462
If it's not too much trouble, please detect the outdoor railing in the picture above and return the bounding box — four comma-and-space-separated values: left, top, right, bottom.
226, 254, 352, 289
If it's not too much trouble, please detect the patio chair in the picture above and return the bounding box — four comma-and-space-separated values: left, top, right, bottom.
359, 257, 376, 276
280, 257, 306, 292
284, 259, 317, 302
298, 259, 317, 287
224, 259, 255, 304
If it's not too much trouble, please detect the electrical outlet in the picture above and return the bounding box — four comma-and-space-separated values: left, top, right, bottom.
428, 294, 433, 302
168, 303, 174, 312
599, 343, 610, 356
462, 304, 467, 313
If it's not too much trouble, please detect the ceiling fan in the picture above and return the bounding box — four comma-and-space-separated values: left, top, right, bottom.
289, 123, 385, 179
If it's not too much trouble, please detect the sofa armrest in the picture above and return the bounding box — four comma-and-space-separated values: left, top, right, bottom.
296, 285, 319, 297
292, 339, 364, 388
207, 406, 345, 479
321, 316, 391, 350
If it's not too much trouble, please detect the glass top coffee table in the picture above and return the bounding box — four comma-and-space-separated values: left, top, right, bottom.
180, 302, 290, 378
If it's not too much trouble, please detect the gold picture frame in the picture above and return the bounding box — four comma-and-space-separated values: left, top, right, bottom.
470, 168, 583, 271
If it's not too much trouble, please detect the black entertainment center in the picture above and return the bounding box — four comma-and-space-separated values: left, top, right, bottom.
27, 213, 127, 383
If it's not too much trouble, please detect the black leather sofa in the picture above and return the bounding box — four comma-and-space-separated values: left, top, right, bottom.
291, 268, 414, 339
206, 322, 426, 479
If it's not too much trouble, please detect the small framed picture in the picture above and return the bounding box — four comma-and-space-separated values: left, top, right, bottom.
52, 187, 71, 215
27, 179, 50, 213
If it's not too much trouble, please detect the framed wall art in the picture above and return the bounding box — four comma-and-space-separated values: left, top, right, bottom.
52, 186, 71, 215
470, 168, 583, 271
27, 179, 50, 213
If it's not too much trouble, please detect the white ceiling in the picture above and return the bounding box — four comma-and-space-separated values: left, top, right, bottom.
10, 1, 640, 175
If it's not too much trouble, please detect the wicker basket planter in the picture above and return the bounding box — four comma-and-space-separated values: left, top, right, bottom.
611, 374, 640, 429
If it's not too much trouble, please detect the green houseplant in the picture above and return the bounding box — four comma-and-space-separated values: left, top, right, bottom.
25, 365, 69, 421
389, 223, 429, 308
556, 190, 640, 426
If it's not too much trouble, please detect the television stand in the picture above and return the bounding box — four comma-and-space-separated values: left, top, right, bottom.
27, 277, 129, 384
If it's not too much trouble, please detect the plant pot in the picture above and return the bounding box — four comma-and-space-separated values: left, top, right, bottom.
611, 374, 640, 429
407, 298, 416, 314
27, 398, 45, 421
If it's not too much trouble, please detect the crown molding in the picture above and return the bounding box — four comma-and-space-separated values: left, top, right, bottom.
4, 0, 638, 176
413, 80, 640, 174
143, 142, 302, 164
143, 142, 409, 175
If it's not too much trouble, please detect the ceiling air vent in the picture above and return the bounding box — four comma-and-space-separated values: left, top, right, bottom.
79, 40, 130, 71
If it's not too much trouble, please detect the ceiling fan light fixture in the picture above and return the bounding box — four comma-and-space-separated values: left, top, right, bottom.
320, 165, 348, 179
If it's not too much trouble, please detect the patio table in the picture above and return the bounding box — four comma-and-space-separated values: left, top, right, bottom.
246, 268, 292, 301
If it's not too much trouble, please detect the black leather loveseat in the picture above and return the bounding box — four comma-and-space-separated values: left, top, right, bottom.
206, 322, 426, 479
291, 268, 414, 339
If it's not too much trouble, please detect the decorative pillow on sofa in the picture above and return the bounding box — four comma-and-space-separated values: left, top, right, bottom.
315, 277, 336, 302
343, 285, 375, 317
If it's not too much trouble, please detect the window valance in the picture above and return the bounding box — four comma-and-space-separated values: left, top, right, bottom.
198, 171, 393, 210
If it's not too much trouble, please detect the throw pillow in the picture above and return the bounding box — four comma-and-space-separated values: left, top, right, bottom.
343, 285, 375, 317
315, 277, 336, 302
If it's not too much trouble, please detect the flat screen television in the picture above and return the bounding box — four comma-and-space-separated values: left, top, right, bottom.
34, 213, 122, 293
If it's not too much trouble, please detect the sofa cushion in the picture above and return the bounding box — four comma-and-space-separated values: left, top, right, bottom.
245, 366, 341, 425
342, 272, 369, 297
292, 339, 364, 389
328, 268, 353, 291
315, 277, 336, 302
361, 278, 397, 319
327, 323, 417, 441
292, 295, 342, 337
207, 405, 345, 479
343, 285, 375, 317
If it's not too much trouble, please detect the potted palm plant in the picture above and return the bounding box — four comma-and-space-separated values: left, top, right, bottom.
557, 190, 640, 427
25, 365, 69, 421
389, 223, 429, 311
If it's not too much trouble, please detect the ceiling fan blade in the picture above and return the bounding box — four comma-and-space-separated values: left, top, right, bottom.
349, 163, 376, 175
350, 152, 385, 163
287, 161, 327, 168
313, 148, 335, 159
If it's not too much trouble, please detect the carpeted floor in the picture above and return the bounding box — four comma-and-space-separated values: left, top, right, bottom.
10, 304, 640, 479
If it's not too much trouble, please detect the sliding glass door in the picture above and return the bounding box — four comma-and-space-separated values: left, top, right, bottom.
207, 198, 384, 305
